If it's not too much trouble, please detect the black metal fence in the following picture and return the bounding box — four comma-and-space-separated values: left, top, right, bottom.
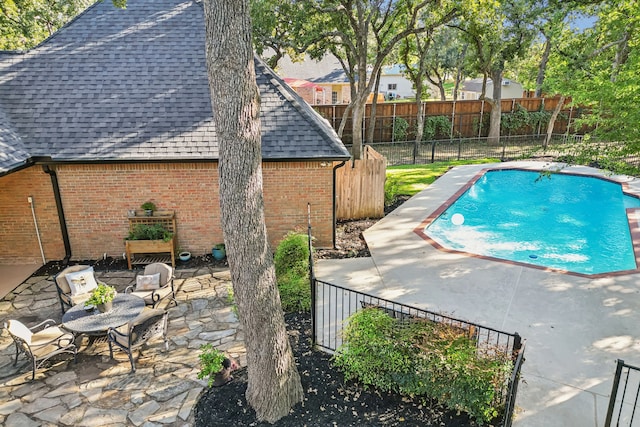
310, 277, 526, 427
605, 359, 640, 426
348, 134, 640, 170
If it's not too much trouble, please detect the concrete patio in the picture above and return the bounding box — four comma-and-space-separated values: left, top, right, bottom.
316, 161, 640, 427
0, 267, 245, 426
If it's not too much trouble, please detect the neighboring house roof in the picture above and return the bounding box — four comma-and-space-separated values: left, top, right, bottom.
283, 78, 324, 91
381, 64, 407, 75
0, 0, 349, 175
461, 77, 522, 93
276, 54, 350, 84
461, 78, 486, 93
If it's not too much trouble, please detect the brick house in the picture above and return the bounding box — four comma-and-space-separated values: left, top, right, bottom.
276, 54, 352, 105
0, 0, 350, 265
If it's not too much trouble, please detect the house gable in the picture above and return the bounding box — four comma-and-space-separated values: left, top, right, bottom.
0, 0, 350, 175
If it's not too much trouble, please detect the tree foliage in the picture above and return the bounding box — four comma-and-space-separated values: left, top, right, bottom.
0, 0, 94, 50
453, 0, 540, 143
295, 0, 460, 159
532, 0, 640, 155
250, 0, 307, 68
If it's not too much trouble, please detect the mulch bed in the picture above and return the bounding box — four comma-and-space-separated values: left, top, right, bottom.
194, 312, 479, 427
31, 254, 229, 277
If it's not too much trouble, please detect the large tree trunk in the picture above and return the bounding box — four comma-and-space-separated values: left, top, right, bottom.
535, 38, 551, 97
367, 67, 382, 144
487, 69, 502, 145
337, 102, 353, 137
544, 95, 565, 149
351, 94, 367, 159
414, 77, 425, 144
452, 45, 467, 102
203, 0, 303, 423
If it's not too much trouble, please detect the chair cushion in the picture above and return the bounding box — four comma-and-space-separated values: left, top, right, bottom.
136, 273, 160, 291
144, 263, 172, 286
31, 327, 74, 358
31, 326, 69, 346
70, 293, 91, 306
129, 286, 172, 305
66, 268, 98, 296
111, 324, 130, 347
7, 320, 33, 344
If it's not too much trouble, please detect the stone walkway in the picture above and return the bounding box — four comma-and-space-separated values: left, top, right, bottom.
0, 267, 246, 426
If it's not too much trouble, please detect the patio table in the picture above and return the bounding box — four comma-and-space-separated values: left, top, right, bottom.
62, 293, 145, 336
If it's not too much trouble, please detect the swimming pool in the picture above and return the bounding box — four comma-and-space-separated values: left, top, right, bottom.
421, 169, 640, 276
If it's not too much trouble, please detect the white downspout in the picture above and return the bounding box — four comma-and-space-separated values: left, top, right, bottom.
28, 196, 46, 264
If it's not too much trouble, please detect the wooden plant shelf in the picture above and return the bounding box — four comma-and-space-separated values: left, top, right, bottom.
125, 211, 176, 269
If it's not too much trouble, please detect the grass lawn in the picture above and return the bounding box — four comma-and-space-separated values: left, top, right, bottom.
387, 159, 498, 196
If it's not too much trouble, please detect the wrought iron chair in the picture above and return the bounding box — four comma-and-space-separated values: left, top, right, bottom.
4, 319, 77, 380
54, 264, 97, 314
125, 262, 177, 308
106, 308, 168, 372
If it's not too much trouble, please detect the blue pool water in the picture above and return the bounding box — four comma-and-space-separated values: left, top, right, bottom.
425, 169, 640, 275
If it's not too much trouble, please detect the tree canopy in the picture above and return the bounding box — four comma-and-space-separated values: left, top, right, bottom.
0, 0, 95, 50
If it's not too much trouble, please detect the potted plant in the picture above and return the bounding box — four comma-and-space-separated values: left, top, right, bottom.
212, 243, 226, 260
141, 201, 157, 216
197, 343, 237, 387
85, 283, 117, 313
178, 250, 191, 262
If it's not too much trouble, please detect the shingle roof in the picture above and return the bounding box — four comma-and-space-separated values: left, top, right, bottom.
0, 0, 350, 175
275, 54, 350, 84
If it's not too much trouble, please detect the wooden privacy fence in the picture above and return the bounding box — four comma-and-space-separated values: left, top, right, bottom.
315, 96, 576, 143
336, 145, 386, 220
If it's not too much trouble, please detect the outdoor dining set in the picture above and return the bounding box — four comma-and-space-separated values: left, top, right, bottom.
3, 262, 177, 379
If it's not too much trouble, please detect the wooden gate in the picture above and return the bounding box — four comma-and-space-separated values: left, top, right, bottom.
336, 145, 386, 220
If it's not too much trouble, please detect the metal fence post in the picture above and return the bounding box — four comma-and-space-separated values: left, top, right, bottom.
307, 203, 317, 347
513, 332, 522, 355
605, 359, 625, 427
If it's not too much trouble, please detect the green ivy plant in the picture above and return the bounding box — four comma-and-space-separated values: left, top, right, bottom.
197, 343, 226, 387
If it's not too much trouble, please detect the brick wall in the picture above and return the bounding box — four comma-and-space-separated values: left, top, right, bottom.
0, 161, 335, 263
263, 161, 334, 249
0, 167, 64, 264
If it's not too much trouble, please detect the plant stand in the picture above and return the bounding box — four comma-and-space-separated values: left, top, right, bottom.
126, 211, 177, 269
125, 238, 175, 269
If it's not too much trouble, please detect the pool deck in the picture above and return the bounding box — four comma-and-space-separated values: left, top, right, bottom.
315, 161, 640, 427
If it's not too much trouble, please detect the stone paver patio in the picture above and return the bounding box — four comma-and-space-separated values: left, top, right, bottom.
0, 267, 246, 426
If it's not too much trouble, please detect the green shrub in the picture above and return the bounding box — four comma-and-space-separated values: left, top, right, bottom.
332, 308, 415, 392
274, 232, 310, 312
384, 175, 400, 207
197, 343, 225, 387
391, 117, 409, 141
422, 115, 451, 140
127, 223, 173, 241
333, 308, 513, 425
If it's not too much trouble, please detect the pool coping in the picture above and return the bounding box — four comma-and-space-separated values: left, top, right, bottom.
413, 166, 640, 279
